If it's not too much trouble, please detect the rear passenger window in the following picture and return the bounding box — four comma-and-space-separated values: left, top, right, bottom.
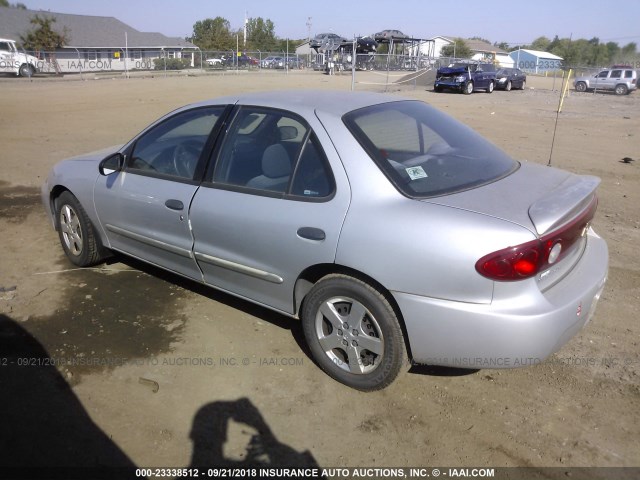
211, 107, 334, 200
290, 135, 334, 198
611, 70, 622, 78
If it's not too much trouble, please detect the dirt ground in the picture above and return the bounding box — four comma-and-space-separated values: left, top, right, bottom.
0, 69, 639, 476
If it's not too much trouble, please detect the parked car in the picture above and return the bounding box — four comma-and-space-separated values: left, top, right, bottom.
434, 62, 497, 94
205, 57, 223, 67
356, 36, 378, 53
286, 57, 304, 69
495, 68, 527, 91
574, 67, 637, 95
373, 29, 409, 42
310, 33, 347, 52
0, 38, 39, 76
260, 56, 285, 69
42, 91, 608, 391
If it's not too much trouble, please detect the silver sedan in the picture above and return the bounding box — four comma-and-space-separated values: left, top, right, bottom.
41, 91, 608, 390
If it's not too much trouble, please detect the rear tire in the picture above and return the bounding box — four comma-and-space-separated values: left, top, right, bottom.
55, 191, 104, 267
301, 274, 406, 391
487, 81, 494, 93
463, 81, 473, 95
615, 84, 628, 95
520, 80, 526, 90
505, 80, 512, 91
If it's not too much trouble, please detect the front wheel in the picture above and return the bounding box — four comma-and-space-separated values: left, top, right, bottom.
18, 64, 34, 77
519, 80, 526, 90
55, 191, 104, 267
486, 81, 494, 93
505, 80, 512, 91
575, 81, 587, 92
301, 274, 406, 391
463, 81, 473, 95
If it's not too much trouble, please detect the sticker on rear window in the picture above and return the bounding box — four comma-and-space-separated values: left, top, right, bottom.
406, 166, 428, 180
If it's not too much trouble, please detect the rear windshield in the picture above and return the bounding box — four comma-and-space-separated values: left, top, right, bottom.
343, 101, 518, 198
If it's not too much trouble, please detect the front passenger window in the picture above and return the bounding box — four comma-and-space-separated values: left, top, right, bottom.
129, 107, 223, 180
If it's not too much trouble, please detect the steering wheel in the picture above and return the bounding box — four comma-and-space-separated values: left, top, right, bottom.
172, 141, 202, 178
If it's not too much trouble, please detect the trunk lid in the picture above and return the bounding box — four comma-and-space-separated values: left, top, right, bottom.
422, 161, 599, 236
423, 161, 600, 290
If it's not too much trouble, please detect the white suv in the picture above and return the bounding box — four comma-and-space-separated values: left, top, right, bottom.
0, 38, 39, 76
574, 66, 637, 95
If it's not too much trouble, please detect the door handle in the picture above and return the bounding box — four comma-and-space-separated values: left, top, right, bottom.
297, 227, 326, 241
165, 199, 184, 211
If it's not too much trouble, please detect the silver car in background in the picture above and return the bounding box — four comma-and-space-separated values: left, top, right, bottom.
42, 91, 608, 390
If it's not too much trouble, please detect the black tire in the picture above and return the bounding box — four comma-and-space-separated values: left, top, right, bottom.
614, 84, 628, 95
301, 274, 406, 391
519, 79, 526, 90
575, 81, 587, 92
486, 81, 494, 93
463, 81, 473, 95
55, 191, 104, 267
505, 80, 512, 91
18, 64, 34, 77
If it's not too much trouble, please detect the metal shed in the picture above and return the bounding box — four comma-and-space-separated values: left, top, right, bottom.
509, 49, 563, 73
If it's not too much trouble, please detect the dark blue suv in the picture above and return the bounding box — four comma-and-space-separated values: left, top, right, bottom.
434, 62, 497, 94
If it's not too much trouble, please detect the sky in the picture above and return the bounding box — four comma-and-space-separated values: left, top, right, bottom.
16, 0, 640, 47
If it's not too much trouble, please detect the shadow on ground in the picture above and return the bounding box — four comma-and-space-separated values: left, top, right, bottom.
0, 314, 321, 478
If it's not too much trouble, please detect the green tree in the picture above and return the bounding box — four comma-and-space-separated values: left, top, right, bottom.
621, 42, 637, 56
530, 36, 551, 51
1, 0, 27, 7
190, 17, 234, 51
494, 41, 510, 51
469, 36, 491, 44
246, 17, 277, 51
440, 38, 471, 58
20, 14, 69, 51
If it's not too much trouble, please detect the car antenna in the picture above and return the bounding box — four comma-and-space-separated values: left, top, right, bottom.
548, 66, 574, 167
548, 35, 572, 167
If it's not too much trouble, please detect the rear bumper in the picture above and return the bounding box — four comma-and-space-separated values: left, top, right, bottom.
393, 228, 608, 368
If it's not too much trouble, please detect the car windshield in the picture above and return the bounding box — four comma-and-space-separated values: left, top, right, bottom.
343, 101, 518, 198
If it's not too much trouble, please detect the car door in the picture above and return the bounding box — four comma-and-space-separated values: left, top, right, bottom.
189, 106, 351, 314
94, 106, 227, 280
607, 69, 623, 91
593, 70, 609, 90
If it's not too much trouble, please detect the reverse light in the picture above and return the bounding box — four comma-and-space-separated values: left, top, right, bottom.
476, 196, 598, 281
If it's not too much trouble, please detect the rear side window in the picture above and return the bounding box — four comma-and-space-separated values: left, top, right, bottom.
211, 106, 334, 199
624, 70, 634, 78
343, 101, 518, 198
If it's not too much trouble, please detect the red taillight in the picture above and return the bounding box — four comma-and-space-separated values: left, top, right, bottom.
476, 196, 598, 281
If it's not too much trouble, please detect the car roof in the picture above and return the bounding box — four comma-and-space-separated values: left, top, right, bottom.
188, 90, 410, 118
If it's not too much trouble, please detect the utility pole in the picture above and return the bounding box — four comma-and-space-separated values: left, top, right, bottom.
306, 17, 312, 65
243, 10, 248, 47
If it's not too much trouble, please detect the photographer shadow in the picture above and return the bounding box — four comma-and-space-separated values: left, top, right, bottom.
189, 398, 321, 473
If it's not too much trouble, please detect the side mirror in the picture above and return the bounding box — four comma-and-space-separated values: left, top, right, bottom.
99, 153, 124, 176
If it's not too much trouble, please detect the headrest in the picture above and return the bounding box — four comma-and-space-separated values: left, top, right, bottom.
262, 144, 291, 178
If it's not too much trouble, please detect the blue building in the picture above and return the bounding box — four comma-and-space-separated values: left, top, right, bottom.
509, 49, 563, 73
